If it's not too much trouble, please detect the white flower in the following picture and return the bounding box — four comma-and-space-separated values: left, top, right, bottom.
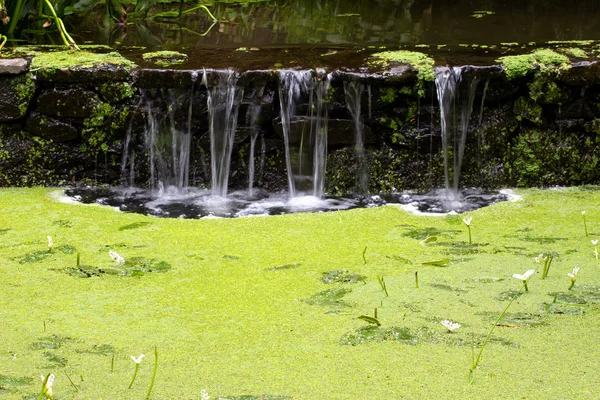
200, 389, 210, 400
109, 250, 125, 264
40, 374, 54, 398
582, 211, 587, 215
592, 240, 598, 246
441, 320, 461, 332
513, 269, 535, 281
131, 354, 144, 364
462, 217, 472, 226
534, 254, 544, 264
568, 267, 580, 282
47, 236, 53, 249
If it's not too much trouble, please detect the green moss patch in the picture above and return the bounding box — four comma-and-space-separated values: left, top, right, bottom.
497, 49, 569, 80
369, 50, 435, 95
31, 50, 136, 71
142, 51, 188, 67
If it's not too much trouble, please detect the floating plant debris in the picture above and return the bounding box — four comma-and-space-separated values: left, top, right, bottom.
43, 351, 68, 367
76, 344, 116, 355
0, 375, 33, 390
118, 222, 152, 231
268, 263, 302, 271
18, 250, 50, 264
302, 288, 352, 307
66, 257, 172, 278
321, 270, 365, 284
340, 326, 418, 346
31, 335, 75, 350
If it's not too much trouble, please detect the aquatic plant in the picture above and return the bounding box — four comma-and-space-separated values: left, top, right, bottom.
39, 373, 54, 399
441, 320, 460, 332
536, 253, 555, 280
512, 269, 535, 291
377, 275, 389, 297
582, 211, 589, 236
414, 271, 419, 289
470, 272, 532, 382
592, 240, 598, 265
567, 267, 580, 290
463, 217, 472, 245
128, 354, 144, 389
47, 236, 53, 253
145, 346, 158, 400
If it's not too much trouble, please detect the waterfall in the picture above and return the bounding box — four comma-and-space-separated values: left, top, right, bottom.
138, 81, 195, 191
246, 83, 266, 196
205, 69, 243, 197
435, 67, 479, 199
278, 70, 330, 198
344, 80, 368, 195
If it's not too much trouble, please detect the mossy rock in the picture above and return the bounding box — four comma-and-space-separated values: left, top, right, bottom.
142, 51, 188, 67
30, 50, 136, 83
497, 49, 570, 80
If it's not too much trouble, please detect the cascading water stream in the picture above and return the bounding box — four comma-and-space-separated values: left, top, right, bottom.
344, 80, 368, 195
204, 69, 243, 197
435, 67, 479, 200
137, 81, 196, 192
278, 70, 330, 198
246, 84, 266, 196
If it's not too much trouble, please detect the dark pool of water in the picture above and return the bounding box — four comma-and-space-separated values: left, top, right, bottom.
64, 0, 600, 50
64, 186, 509, 218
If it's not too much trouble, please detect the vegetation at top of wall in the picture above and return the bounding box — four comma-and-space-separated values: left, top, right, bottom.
30, 50, 136, 71
369, 50, 434, 96
497, 49, 570, 80
142, 50, 188, 67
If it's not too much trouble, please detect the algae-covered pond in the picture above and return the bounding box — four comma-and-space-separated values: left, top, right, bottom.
2, 187, 600, 399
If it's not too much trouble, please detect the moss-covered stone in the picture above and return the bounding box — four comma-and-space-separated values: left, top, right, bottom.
98, 81, 136, 103
142, 51, 188, 67
81, 102, 130, 154
369, 50, 435, 96
513, 97, 543, 125
0, 74, 35, 121
497, 49, 570, 80
30, 50, 136, 83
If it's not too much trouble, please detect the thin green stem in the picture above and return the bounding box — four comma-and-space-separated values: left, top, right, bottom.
0, 35, 6, 51
470, 272, 532, 381
146, 346, 158, 399
128, 363, 140, 389
583, 214, 588, 236
568, 281, 575, 290
7, 0, 25, 33
38, 373, 50, 400
362, 246, 367, 264
64, 370, 79, 391
181, 4, 218, 21
467, 226, 472, 245
415, 271, 419, 288
41, 0, 79, 50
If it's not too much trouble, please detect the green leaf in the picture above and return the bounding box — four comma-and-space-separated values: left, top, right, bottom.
358, 315, 381, 326
421, 259, 451, 267
420, 236, 438, 244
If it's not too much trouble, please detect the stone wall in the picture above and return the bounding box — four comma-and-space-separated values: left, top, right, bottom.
1, 48, 599, 193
